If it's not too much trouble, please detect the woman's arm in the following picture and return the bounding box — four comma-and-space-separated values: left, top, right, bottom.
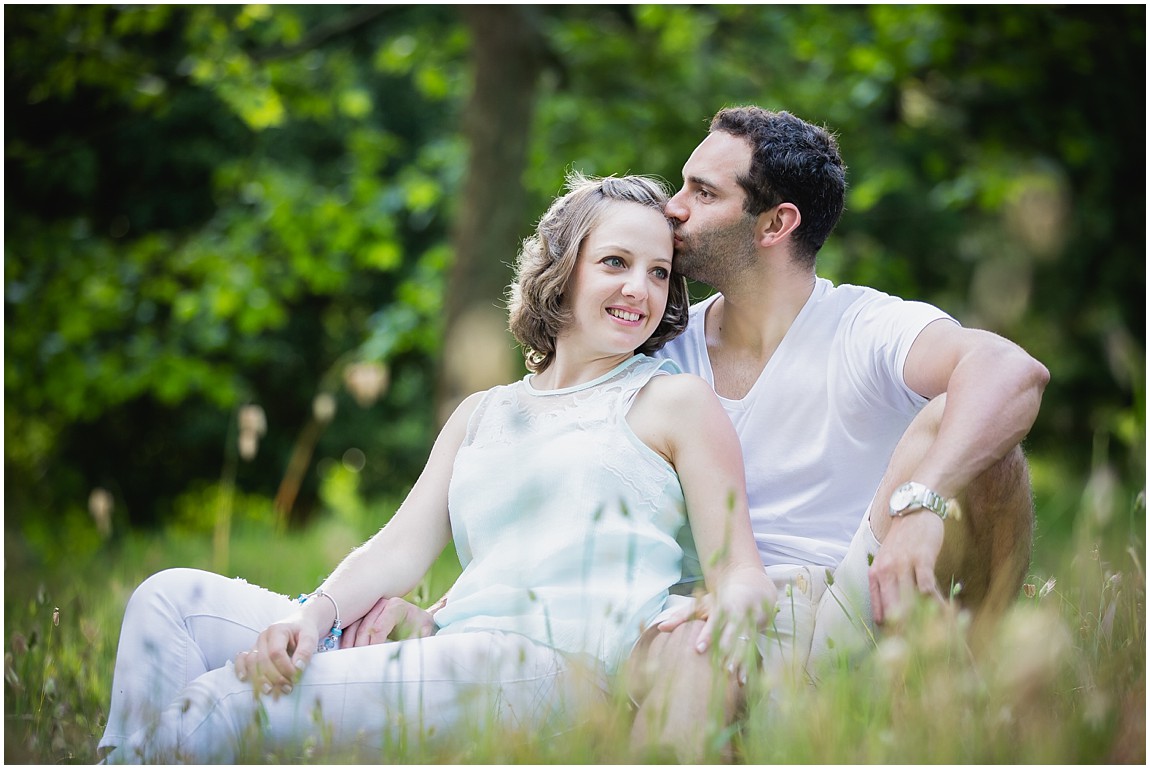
237, 392, 482, 694
630, 374, 776, 656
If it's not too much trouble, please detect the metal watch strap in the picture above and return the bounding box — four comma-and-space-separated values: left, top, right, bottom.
890, 481, 950, 520
915, 487, 949, 518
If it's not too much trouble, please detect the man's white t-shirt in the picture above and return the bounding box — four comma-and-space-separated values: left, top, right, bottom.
655, 277, 954, 571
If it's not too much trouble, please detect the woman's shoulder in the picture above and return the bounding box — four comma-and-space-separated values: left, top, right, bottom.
448, 389, 491, 418
440, 389, 491, 437
634, 361, 717, 410
627, 364, 723, 462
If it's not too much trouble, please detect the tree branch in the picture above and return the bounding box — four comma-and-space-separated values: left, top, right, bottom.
251, 5, 395, 62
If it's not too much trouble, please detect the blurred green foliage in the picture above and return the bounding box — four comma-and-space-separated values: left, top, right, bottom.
4, 5, 1144, 547
6, 5, 460, 531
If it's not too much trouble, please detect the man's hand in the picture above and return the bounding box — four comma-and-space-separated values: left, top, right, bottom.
341, 596, 439, 647
868, 511, 945, 624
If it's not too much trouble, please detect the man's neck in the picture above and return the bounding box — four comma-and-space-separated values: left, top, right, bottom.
704, 265, 816, 399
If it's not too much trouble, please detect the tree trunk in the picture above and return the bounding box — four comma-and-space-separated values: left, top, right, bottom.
439, 6, 546, 424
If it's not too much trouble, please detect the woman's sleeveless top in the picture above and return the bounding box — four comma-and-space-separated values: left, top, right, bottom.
434, 355, 687, 673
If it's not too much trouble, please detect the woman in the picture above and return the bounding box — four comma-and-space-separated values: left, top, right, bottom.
99, 173, 775, 763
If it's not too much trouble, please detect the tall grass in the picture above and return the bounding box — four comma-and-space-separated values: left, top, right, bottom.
4, 470, 1144, 764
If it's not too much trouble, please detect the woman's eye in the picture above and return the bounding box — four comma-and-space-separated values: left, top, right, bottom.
652, 267, 669, 280
603, 256, 625, 268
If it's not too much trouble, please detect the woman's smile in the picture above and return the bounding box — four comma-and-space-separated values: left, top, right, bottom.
606, 306, 644, 325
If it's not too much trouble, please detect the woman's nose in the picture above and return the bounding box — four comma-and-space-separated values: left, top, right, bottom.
622, 274, 648, 300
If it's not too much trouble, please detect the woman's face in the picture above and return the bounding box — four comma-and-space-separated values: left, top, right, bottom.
560, 201, 673, 359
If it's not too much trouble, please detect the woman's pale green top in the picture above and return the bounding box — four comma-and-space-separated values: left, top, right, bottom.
435, 355, 688, 674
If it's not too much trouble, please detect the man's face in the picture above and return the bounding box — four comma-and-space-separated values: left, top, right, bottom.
665, 131, 759, 287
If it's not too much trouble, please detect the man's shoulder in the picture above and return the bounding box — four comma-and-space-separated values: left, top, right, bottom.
651, 294, 717, 369
816, 277, 892, 306
813, 278, 946, 321
641, 367, 712, 403
808, 278, 957, 372
686, 292, 721, 321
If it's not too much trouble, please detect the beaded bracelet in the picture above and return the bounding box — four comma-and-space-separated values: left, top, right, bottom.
298, 589, 342, 652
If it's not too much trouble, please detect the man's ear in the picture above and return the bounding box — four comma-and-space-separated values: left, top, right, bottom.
756, 202, 801, 248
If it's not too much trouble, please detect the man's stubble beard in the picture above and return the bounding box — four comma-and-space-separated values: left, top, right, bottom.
673, 215, 759, 291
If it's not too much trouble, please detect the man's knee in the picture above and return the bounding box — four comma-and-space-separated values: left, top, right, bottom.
941, 445, 1034, 618
908, 393, 948, 445
627, 620, 746, 762
880, 396, 1035, 613
955, 445, 1033, 550
625, 621, 707, 705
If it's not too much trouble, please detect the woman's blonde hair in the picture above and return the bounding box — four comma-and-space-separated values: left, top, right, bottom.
507, 172, 689, 373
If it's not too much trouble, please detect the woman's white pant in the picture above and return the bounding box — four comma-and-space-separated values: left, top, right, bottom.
100, 568, 598, 763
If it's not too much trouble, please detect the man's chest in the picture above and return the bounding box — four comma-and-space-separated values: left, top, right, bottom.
708, 345, 774, 400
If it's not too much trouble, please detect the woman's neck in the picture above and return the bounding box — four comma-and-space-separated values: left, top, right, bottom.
530, 351, 635, 391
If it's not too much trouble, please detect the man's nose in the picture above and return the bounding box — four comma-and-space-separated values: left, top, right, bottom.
665, 190, 688, 223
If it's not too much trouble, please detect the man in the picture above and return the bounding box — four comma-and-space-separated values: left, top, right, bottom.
345, 106, 1050, 760
624, 105, 1049, 758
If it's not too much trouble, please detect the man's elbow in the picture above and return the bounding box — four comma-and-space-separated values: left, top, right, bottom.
986, 333, 1049, 397
1007, 348, 1050, 429
1016, 349, 1053, 395
1020, 351, 1051, 399
979, 336, 1049, 423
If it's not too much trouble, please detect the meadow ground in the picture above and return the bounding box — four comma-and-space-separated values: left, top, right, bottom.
4, 461, 1144, 764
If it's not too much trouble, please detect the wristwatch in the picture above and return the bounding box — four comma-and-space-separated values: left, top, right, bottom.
888, 481, 950, 520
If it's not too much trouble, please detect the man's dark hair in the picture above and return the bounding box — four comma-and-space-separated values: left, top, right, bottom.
710, 106, 846, 265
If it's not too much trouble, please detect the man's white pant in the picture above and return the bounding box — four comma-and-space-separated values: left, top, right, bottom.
654, 516, 880, 696
767, 516, 881, 685
100, 569, 598, 763
807, 515, 882, 673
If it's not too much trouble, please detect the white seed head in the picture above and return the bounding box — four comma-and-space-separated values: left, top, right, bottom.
313, 392, 338, 424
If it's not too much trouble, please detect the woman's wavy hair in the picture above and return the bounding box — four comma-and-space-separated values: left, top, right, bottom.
507, 172, 690, 373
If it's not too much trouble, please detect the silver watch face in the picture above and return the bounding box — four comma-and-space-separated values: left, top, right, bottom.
890, 483, 918, 511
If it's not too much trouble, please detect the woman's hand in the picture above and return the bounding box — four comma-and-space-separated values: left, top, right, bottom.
342, 596, 439, 647
233, 612, 319, 698
659, 571, 777, 684
235, 595, 444, 697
